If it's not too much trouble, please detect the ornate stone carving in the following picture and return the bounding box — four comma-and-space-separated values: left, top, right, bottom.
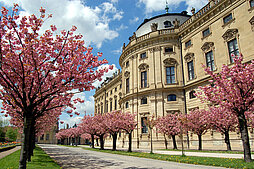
201, 42, 214, 52
129, 32, 136, 41
163, 58, 178, 66
250, 16, 254, 31
124, 71, 130, 78
150, 23, 158, 32
138, 63, 149, 71
173, 18, 180, 28
222, 29, 238, 41
184, 53, 194, 62
149, 46, 161, 53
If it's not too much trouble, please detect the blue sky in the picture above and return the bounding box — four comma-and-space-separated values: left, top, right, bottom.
0, 0, 208, 128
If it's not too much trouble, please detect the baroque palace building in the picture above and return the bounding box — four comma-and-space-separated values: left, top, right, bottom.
94, 0, 254, 150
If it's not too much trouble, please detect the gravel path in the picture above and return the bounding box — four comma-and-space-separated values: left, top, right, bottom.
39, 144, 225, 169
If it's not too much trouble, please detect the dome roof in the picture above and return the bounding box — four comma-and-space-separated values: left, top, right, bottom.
135, 12, 191, 37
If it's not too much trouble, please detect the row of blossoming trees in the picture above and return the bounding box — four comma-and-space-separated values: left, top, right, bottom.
56, 111, 137, 152
56, 55, 253, 163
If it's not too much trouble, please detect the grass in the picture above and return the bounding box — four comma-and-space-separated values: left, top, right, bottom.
0, 146, 60, 169
81, 147, 254, 169
160, 148, 253, 154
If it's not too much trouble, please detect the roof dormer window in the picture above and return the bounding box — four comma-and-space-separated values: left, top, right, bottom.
164, 21, 172, 28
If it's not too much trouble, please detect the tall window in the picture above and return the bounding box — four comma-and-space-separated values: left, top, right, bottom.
140, 52, 147, 59
141, 97, 147, 105
166, 66, 175, 84
141, 117, 148, 133
167, 94, 176, 101
40, 134, 44, 140
106, 103, 108, 112
223, 13, 233, 24
141, 71, 147, 88
187, 61, 195, 80
227, 38, 239, 63
114, 99, 117, 110
205, 51, 215, 71
125, 102, 129, 109
251, 0, 254, 7
46, 134, 49, 140
110, 101, 112, 112
126, 78, 130, 93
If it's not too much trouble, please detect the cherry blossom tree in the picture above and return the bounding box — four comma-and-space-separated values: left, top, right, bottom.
79, 115, 97, 148
93, 114, 107, 150
208, 106, 237, 151
156, 113, 181, 150
0, 5, 111, 169
182, 109, 210, 150
120, 112, 137, 152
144, 115, 157, 154
197, 55, 254, 162
104, 111, 124, 151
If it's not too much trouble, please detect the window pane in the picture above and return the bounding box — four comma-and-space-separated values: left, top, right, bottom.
167, 94, 176, 101
223, 13, 232, 24
251, 0, 254, 8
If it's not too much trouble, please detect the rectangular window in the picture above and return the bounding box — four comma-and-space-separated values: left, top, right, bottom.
223, 13, 233, 24
40, 134, 44, 140
165, 47, 173, 53
140, 52, 147, 59
187, 61, 195, 80
141, 97, 147, 105
114, 99, 117, 110
120, 84, 122, 89
46, 134, 49, 141
106, 103, 108, 112
205, 51, 215, 71
202, 28, 210, 37
110, 101, 112, 112
227, 38, 239, 63
126, 61, 129, 67
166, 66, 175, 84
251, 0, 254, 8
115, 87, 117, 92
126, 78, 130, 93
141, 71, 147, 88
185, 40, 192, 48
141, 117, 148, 133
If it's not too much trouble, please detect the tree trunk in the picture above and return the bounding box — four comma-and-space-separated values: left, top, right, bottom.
27, 121, 36, 162
91, 135, 94, 148
164, 134, 168, 149
172, 135, 177, 150
96, 138, 99, 146
150, 129, 153, 154
238, 113, 252, 162
99, 135, 104, 150
112, 133, 117, 151
128, 131, 132, 152
224, 130, 231, 151
19, 116, 33, 169
198, 134, 202, 150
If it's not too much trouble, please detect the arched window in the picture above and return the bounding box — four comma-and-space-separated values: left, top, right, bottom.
189, 90, 196, 99
125, 102, 129, 108
164, 21, 172, 28
141, 97, 148, 104
167, 94, 176, 101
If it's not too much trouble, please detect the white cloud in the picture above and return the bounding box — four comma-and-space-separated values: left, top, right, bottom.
0, 0, 122, 48
62, 116, 83, 128
116, 24, 128, 31
112, 47, 122, 54
129, 17, 139, 24
93, 64, 119, 88
110, 0, 119, 3
137, 0, 208, 14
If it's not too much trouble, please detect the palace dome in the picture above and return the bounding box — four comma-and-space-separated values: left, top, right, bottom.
135, 11, 191, 37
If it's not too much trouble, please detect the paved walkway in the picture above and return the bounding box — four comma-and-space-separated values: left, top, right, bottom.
0, 146, 21, 159
79, 145, 244, 159
39, 144, 225, 169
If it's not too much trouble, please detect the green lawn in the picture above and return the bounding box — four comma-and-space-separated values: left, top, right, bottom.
81, 147, 254, 169
160, 148, 253, 154
0, 146, 60, 169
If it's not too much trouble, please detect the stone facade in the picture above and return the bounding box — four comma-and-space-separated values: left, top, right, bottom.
94, 0, 254, 150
